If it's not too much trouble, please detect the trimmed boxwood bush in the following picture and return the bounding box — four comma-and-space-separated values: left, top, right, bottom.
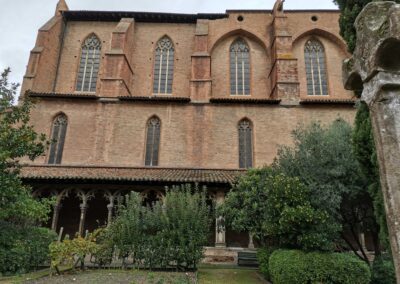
257, 247, 276, 281
0, 221, 56, 275
371, 254, 396, 284
269, 249, 371, 284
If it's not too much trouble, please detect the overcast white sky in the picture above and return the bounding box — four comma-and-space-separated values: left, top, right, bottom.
0, 0, 337, 88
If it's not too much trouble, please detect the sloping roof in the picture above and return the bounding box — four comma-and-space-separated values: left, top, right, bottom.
210, 97, 281, 104
300, 98, 356, 105
20, 165, 245, 184
28, 92, 98, 99
119, 96, 190, 103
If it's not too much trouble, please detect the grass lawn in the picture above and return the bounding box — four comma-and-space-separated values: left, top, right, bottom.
198, 267, 267, 284
0, 266, 267, 284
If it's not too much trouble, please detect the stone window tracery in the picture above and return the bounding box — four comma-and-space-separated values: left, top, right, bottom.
230, 39, 250, 95
304, 38, 328, 96
145, 117, 161, 166
48, 114, 68, 164
153, 36, 174, 94
76, 34, 101, 93
238, 119, 253, 169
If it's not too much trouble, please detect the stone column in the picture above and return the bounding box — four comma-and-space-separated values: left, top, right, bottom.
76, 190, 94, 237
215, 191, 226, 247
343, 3, 400, 280
248, 232, 255, 249
78, 203, 88, 237
51, 203, 62, 231
107, 203, 114, 227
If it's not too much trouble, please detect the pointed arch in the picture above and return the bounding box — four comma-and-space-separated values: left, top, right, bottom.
238, 118, 253, 169
76, 33, 101, 92
48, 113, 68, 164
153, 36, 174, 94
230, 38, 250, 95
304, 38, 329, 96
145, 116, 161, 166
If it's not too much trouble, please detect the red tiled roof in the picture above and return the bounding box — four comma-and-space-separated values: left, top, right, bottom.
210, 97, 281, 104
118, 96, 190, 103
28, 92, 98, 99
300, 98, 356, 105
20, 165, 245, 184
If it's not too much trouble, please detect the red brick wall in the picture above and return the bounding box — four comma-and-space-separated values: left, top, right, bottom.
21, 9, 356, 169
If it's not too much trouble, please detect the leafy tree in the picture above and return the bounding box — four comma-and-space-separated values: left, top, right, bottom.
273, 119, 375, 262
0, 67, 51, 223
220, 168, 336, 251
333, 0, 394, 253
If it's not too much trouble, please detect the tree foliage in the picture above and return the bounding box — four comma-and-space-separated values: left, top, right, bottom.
0, 68, 51, 223
273, 119, 377, 262
333, 0, 393, 253
220, 168, 335, 251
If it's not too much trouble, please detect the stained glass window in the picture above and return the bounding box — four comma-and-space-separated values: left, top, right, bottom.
145, 117, 161, 166
153, 36, 174, 94
304, 39, 328, 96
48, 114, 68, 164
76, 34, 101, 92
230, 39, 250, 95
238, 119, 253, 169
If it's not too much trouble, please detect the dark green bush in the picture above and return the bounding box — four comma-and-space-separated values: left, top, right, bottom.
0, 221, 56, 275
371, 254, 396, 284
107, 185, 211, 270
257, 247, 276, 281
269, 249, 371, 284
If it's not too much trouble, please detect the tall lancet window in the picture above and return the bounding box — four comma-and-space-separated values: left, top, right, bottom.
238, 119, 253, 169
153, 36, 174, 94
76, 34, 101, 92
304, 39, 328, 96
230, 39, 250, 95
48, 114, 68, 165
145, 117, 161, 166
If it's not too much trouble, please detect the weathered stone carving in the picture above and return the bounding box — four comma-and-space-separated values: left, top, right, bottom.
343, 2, 400, 281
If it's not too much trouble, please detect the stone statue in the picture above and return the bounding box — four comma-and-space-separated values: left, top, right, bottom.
343, 2, 400, 281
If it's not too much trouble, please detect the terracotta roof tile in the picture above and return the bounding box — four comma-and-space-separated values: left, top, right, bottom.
28, 92, 98, 99
118, 96, 190, 103
210, 97, 281, 104
300, 98, 356, 105
20, 165, 245, 184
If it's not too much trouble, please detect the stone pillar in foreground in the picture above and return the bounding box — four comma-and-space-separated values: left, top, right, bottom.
77, 190, 94, 237
215, 191, 226, 247
50, 189, 69, 231
343, 2, 400, 281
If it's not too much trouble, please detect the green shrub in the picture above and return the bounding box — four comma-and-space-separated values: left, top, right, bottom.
0, 221, 56, 275
108, 185, 211, 270
269, 249, 371, 284
49, 234, 98, 272
371, 254, 396, 284
257, 247, 276, 281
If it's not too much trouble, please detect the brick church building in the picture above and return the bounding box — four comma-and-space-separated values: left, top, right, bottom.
19, 0, 357, 254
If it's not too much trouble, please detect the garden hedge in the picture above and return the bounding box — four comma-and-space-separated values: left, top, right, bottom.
0, 221, 56, 275
269, 249, 371, 284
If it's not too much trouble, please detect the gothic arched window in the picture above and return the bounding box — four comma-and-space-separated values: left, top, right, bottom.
76, 34, 101, 92
230, 39, 250, 96
153, 36, 174, 94
304, 39, 328, 96
48, 114, 68, 164
145, 117, 161, 166
238, 119, 253, 169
